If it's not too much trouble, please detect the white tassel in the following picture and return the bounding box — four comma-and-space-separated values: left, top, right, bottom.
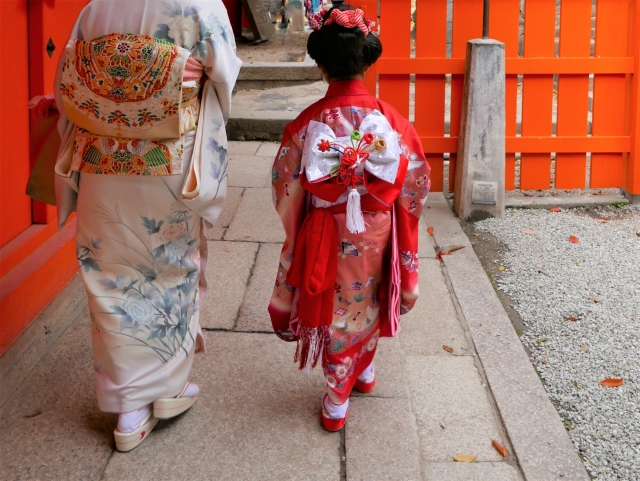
346, 188, 366, 234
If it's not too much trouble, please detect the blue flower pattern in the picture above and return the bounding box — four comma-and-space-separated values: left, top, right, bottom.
80, 182, 201, 363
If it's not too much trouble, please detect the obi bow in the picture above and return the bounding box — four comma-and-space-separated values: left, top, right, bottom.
301, 110, 401, 234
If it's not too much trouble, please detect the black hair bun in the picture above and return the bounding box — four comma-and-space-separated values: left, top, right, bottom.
307, 5, 382, 81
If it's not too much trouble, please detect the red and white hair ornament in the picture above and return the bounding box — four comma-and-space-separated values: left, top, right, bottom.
311, 8, 373, 35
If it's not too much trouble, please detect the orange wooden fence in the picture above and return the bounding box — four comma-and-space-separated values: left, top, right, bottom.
351, 0, 640, 195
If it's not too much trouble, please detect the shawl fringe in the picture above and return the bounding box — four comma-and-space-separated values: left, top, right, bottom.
294, 325, 330, 371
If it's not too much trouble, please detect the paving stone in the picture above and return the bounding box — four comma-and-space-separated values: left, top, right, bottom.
423, 462, 523, 481
102, 332, 339, 481
419, 213, 437, 258
0, 319, 114, 481
400, 259, 469, 356
236, 243, 283, 332
351, 337, 405, 399
228, 140, 261, 155
200, 241, 259, 330
228, 154, 273, 188
346, 397, 421, 481
204, 186, 244, 240
225, 188, 285, 243
256, 142, 281, 157
424, 194, 470, 248
405, 355, 504, 462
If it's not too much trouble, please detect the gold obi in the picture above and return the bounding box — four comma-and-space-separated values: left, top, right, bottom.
61, 33, 201, 176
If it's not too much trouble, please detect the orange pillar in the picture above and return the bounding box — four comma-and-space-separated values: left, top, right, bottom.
625, 0, 640, 199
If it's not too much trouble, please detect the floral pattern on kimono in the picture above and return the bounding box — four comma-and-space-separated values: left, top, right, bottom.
78, 184, 200, 364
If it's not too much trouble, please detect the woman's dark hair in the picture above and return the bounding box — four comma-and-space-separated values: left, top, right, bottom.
307, 5, 382, 81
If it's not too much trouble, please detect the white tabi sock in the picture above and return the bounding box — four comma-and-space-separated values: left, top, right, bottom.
323, 395, 349, 419
358, 361, 375, 383
117, 404, 152, 433
182, 383, 199, 398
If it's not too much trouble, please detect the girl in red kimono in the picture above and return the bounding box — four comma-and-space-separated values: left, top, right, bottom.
268, 5, 431, 431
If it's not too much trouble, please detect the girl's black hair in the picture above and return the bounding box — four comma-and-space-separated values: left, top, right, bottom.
307, 5, 382, 81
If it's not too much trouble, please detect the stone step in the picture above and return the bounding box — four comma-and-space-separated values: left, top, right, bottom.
228, 81, 327, 141
236, 54, 322, 91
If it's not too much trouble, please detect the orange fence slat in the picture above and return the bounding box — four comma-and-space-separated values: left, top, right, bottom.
450, 0, 484, 191
379, 0, 412, 118
415, 0, 447, 192
490, 0, 520, 190
520, 0, 556, 190
592, 0, 629, 188
556, 0, 592, 189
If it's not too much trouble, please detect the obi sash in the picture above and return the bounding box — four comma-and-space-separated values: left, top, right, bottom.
61, 33, 201, 176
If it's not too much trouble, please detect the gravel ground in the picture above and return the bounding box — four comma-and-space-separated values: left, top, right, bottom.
475, 205, 640, 480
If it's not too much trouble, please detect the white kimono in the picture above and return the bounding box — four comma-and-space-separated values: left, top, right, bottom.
53, 0, 241, 413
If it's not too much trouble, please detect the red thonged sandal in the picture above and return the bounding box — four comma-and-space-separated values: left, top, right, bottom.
354, 377, 376, 393
321, 394, 348, 432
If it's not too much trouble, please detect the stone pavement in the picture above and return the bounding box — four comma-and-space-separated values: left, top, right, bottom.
1, 141, 531, 480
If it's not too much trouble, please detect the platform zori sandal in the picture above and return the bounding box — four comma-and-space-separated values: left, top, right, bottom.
114, 411, 158, 452
153, 382, 199, 419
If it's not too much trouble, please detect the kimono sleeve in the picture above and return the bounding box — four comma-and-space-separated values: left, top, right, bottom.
268, 124, 307, 340
187, 3, 243, 121
395, 122, 431, 315
177, 3, 242, 226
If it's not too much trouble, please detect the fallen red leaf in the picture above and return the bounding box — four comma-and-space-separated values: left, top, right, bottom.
427, 226, 434, 235
443, 345, 454, 353
599, 378, 624, 387
564, 316, 582, 322
492, 440, 508, 457
573, 381, 578, 388
436, 245, 465, 261
549, 206, 562, 212
569, 236, 579, 243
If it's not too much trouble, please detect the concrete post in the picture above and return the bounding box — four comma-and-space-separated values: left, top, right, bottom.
453, 39, 506, 221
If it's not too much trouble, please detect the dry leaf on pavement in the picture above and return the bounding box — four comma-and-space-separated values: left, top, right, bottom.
599, 378, 624, 387
492, 440, 508, 457
564, 316, 582, 322
549, 206, 562, 212
435, 245, 465, 261
569, 236, 580, 243
443, 345, 454, 353
453, 454, 477, 463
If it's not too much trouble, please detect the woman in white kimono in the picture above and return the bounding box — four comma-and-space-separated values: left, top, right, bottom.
54, 0, 241, 451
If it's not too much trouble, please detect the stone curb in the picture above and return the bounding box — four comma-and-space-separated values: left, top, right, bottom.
424, 193, 590, 481
0, 276, 87, 409
506, 194, 627, 209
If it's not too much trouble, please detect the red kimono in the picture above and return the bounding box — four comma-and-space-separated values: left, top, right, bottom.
269, 80, 430, 404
